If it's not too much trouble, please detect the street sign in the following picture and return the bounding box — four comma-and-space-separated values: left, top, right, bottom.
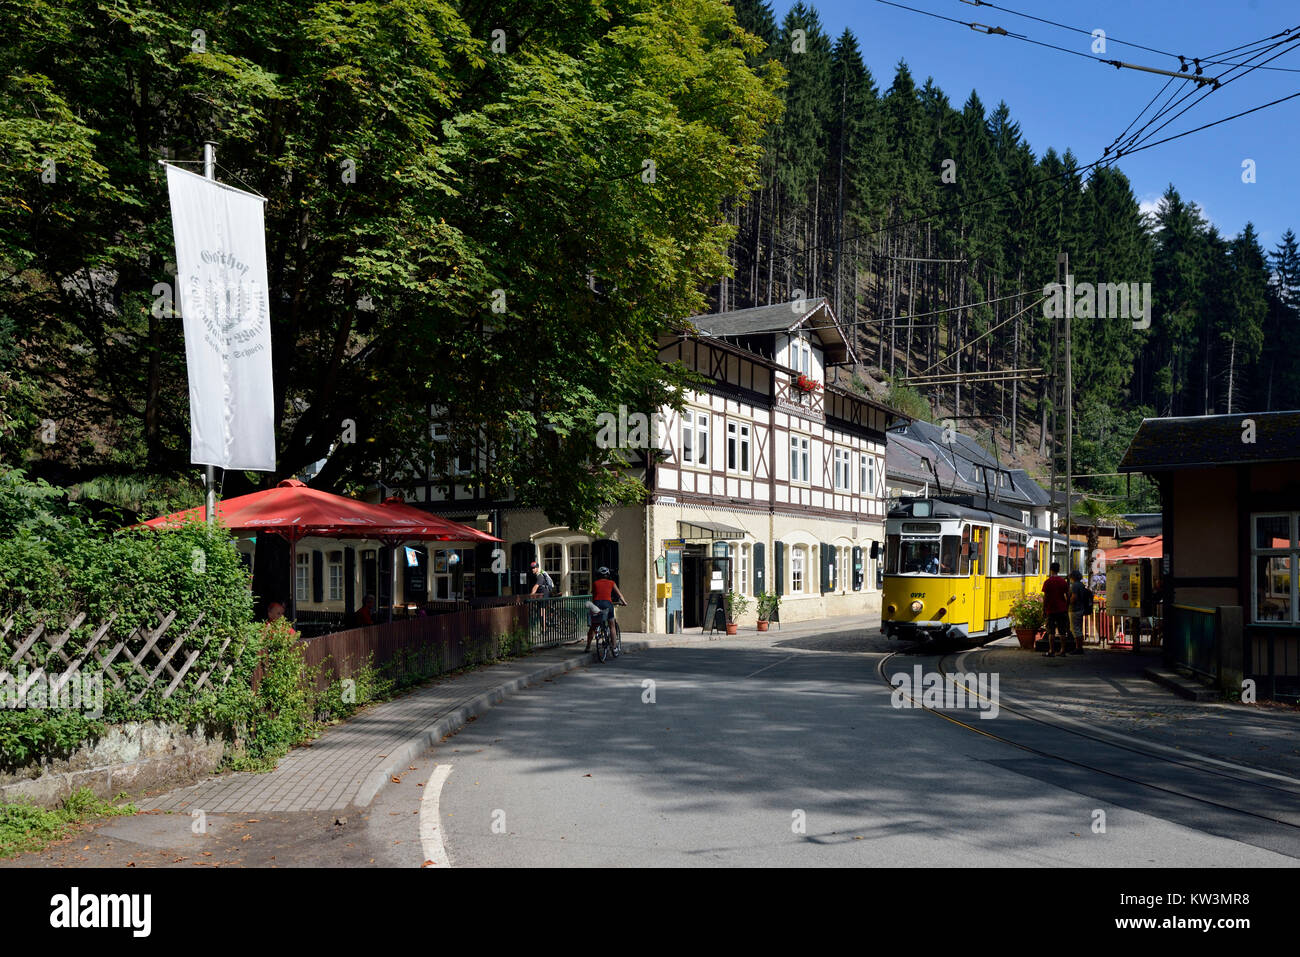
663, 538, 685, 549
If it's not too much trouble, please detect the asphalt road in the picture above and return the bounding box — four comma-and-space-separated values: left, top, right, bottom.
429, 641, 1300, 867
9, 635, 1297, 868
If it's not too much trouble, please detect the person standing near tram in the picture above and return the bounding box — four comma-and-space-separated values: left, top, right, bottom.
1041, 562, 1071, 657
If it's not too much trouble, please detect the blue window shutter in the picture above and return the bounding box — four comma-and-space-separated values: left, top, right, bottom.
774, 541, 784, 596
852, 546, 863, 592
753, 542, 766, 594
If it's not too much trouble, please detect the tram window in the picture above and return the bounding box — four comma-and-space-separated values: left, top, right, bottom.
898, 537, 941, 574
892, 535, 962, 575
959, 525, 971, 576
970, 528, 986, 575
939, 535, 961, 575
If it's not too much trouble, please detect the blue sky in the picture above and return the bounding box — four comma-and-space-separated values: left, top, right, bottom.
772, 0, 1300, 251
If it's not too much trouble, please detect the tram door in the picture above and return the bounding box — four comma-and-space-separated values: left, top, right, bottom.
969, 525, 988, 635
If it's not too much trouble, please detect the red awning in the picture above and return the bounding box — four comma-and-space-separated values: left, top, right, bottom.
1106, 535, 1163, 562
137, 479, 500, 544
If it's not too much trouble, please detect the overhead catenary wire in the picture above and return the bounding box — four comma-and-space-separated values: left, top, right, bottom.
1106, 36, 1300, 160
837, 291, 1028, 329
1105, 29, 1300, 158
912, 296, 1047, 378
873, 0, 1223, 85
960, 0, 1300, 73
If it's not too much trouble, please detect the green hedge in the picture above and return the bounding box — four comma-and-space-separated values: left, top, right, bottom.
0, 469, 288, 767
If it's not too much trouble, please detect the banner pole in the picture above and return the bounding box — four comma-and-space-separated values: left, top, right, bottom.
202, 140, 218, 527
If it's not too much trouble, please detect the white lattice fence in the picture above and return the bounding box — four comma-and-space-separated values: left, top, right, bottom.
0, 610, 239, 705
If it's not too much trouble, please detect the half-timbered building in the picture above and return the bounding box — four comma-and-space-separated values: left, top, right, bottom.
395, 298, 903, 633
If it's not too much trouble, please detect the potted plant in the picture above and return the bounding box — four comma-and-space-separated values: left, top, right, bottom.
793, 373, 823, 393
1008, 593, 1044, 650
724, 591, 750, 636
755, 591, 780, 632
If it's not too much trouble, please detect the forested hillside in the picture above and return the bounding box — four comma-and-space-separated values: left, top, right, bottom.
717, 0, 1300, 507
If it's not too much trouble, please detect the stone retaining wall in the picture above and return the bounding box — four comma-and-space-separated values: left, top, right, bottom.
0, 722, 227, 808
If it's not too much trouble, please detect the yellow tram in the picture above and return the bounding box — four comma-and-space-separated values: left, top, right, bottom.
880, 495, 1083, 643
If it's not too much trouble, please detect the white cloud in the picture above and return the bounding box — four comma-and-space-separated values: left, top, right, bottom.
1137, 193, 1216, 231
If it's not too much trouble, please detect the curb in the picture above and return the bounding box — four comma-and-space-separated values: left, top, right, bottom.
354, 640, 652, 807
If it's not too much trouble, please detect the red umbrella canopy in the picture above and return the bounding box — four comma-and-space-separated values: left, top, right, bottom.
138, 480, 498, 543
1105, 535, 1163, 562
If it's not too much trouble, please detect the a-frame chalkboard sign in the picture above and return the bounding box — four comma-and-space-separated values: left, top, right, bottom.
703, 590, 727, 637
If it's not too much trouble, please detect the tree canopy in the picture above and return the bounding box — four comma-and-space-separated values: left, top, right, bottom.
1, 0, 781, 529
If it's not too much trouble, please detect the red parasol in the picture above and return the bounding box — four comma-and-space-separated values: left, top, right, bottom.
137, 480, 500, 617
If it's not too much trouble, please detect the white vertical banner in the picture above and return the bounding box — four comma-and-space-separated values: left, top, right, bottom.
166, 164, 276, 471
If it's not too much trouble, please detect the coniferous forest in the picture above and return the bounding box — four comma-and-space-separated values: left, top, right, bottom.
717, 0, 1300, 507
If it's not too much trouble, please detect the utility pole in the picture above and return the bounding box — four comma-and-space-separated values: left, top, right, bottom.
1058, 251, 1074, 574
203, 140, 218, 527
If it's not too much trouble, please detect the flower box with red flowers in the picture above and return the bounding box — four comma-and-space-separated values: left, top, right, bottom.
793, 373, 823, 393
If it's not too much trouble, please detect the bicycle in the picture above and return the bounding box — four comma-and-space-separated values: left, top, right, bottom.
593, 614, 613, 662
591, 600, 626, 663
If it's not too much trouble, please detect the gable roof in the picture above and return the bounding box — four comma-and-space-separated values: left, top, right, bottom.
690, 298, 855, 365
1119, 411, 1300, 472
886, 423, 1050, 509
887, 430, 969, 491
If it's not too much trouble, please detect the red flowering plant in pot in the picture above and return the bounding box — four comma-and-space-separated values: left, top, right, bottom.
793, 373, 823, 393
1008, 593, 1045, 650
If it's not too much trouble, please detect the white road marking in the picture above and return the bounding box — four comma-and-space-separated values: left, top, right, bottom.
420, 764, 453, 867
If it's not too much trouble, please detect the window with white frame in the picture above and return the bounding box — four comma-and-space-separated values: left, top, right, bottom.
727, 421, 751, 473
1252, 513, 1298, 625
790, 545, 806, 593
682, 410, 709, 467
834, 448, 851, 490
328, 550, 344, 601
838, 546, 850, 592
790, 435, 810, 483
569, 542, 591, 595
541, 543, 563, 579
739, 543, 750, 595
296, 552, 311, 602
861, 452, 875, 495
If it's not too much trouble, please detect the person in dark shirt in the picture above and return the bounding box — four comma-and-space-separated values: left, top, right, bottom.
355, 593, 376, 627
1041, 562, 1071, 657
1069, 570, 1091, 654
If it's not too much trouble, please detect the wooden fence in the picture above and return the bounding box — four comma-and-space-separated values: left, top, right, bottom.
292, 595, 592, 692
296, 604, 525, 692
1, 610, 239, 705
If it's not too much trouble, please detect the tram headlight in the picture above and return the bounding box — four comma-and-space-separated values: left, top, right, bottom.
909, 599, 923, 614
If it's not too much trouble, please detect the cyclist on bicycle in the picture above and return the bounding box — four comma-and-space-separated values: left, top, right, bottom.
585, 566, 626, 652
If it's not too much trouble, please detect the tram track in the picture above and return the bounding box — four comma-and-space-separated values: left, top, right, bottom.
877, 646, 1300, 834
